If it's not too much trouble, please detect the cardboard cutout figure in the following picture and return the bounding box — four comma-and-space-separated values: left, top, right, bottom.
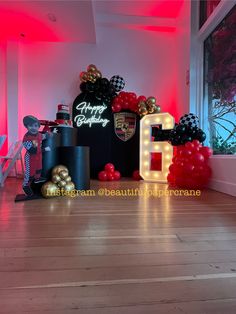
22, 115, 51, 196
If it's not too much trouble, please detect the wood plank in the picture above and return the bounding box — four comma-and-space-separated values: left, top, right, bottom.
2, 262, 236, 289
4, 226, 236, 240
0, 235, 179, 248
1, 250, 236, 272
3, 298, 236, 314
3, 240, 236, 258
2, 278, 236, 311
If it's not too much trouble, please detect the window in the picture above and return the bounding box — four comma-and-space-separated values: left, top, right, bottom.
200, 0, 221, 28
203, 5, 236, 155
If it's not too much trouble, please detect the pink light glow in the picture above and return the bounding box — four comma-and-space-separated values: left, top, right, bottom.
0, 43, 8, 155
0, 7, 59, 42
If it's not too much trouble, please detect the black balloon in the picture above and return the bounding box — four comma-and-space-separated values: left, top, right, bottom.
80, 82, 87, 93
169, 129, 177, 139
168, 123, 206, 145
182, 134, 192, 143
78, 76, 119, 106
103, 97, 111, 105
87, 81, 96, 92
176, 125, 186, 134
101, 78, 110, 86
196, 130, 206, 142
95, 91, 103, 100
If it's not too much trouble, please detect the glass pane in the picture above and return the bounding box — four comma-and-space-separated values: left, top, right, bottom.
204, 5, 236, 155
200, 0, 221, 28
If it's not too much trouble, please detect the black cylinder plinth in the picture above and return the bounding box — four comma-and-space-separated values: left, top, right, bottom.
51, 127, 78, 147
42, 133, 61, 179
57, 146, 90, 190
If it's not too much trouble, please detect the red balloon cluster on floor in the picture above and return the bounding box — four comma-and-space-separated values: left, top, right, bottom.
98, 163, 121, 181
167, 140, 213, 189
112, 92, 146, 113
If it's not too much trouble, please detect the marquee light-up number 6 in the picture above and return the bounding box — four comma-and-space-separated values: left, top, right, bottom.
140, 113, 175, 182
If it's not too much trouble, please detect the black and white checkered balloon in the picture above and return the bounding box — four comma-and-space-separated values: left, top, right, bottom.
179, 113, 199, 128
110, 75, 125, 92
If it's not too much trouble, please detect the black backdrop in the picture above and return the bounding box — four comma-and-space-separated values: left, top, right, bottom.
73, 92, 139, 178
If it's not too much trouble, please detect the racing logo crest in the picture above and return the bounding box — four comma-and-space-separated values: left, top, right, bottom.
114, 112, 136, 142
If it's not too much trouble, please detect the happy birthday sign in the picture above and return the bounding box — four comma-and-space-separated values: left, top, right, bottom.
73, 101, 110, 128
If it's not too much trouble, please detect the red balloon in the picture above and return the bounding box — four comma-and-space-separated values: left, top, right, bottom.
175, 176, 186, 188
119, 91, 126, 97
177, 148, 183, 156
113, 104, 121, 112
113, 170, 121, 180
107, 172, 115, 181
123, 101, 129, 109
98, 171, 108, 181
197, 165, 211, 179
169, 164, 176, 174
105, 163, 115, 173
175, 163, 184, 176
183, 163, 195, 174
167, 173, 175, 185
172, 156, 177, 163
192, 140, 201, 147
112, 97, 120, 105
191, 153, 205, 165
184, 149, 193, 158
185, 141, 195, 150
137, 95, 146, 102
132, 170, 142, 180
129, 103, 137, 112
129, 92, 136, 98
184, 178, 196, 189
180, 149, 192, 158
200, 146, 213, 159
119, 97, 124, 105
175, 157, 184, 166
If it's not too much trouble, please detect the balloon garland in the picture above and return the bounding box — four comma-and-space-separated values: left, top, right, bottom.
79, 65, 161, 117
78, 65, 212, 187
111, 93, 161, 117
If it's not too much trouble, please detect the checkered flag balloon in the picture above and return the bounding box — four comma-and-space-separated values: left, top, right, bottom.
110, 75, 125, 92
179, 113, 199, 128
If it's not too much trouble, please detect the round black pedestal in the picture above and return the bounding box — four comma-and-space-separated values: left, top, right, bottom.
57, 146, 90, 190
42, 133, 61, 178
51, 127, 78, 146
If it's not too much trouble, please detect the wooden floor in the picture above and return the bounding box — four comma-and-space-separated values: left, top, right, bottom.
0, 178, 236, 313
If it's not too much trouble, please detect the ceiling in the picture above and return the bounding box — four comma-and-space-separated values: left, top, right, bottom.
95, 0, 183, 18
0, 0, 184, 42
0, 0, 96, 42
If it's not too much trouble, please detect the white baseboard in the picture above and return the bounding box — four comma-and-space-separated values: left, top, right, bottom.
209, 178, 236, 197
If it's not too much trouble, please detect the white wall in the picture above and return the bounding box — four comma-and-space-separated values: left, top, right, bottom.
175, 0, 190, 120
209, 156, 236, 197
18, 25, 178, 138
0, 41, 7, 153
7, 42, 19, 144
